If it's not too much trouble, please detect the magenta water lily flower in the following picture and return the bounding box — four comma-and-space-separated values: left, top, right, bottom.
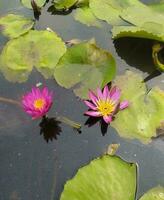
22, 87, 53, 119
84, 85, 129, 124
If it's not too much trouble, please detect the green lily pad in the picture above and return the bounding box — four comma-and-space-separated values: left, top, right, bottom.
89, 0, 143, 26
0, 30, 66, 82
60, 155, 137, 200
148, 0, 164, 14
120, 5, 164, 27
74, 6, 101, 27
53, 0, 88, 10
54, 40, 116, 98
0, 14, 34, 39
111, 71, 164, 143
112, 23, 164, 42
53, 0, 77, 10
139, 186, 164, 200
21, 0, 46, 9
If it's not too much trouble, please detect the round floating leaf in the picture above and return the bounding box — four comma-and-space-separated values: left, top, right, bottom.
148, 1, 164, 14
121, 5, 164, 27
53, 0, 77, 10
111, 71, 164, 143
60, 155, 137, 200
74, 6, 101, 27
139, 186, 164, 200
0, 30, 66, 82
89, 0, 143, 26
112, 23, 164, 43
21, 0, 46, 9
0, 14, 34, 39
54, 40, 116, 98
53, 0, 88, 10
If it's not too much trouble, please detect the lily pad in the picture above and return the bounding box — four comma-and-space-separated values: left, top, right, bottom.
60, 155, 137, 200
89, 0, 143, 26
53, 0, 77, 10
139, 186, 164, 200
111, 71, 164, 143
21, 0, 46, 9
0, 30, 66, 82
0, 14, 34, 39
148, 1, 164, 14
74, 6, 101, 27
112, 23, 164, 43
53, 0, 88, 10
54, 40, 116, 98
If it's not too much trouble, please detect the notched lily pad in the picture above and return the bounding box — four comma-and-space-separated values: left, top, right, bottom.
74, 6, 101, 27
21, 0, 46, 9
0, 14, 34, 39
54, 40, 116, 98
139, 186, 164, 200
89, 0, 143, 26
0, 30, 66, 82
60, 155, 137, 200
111, 71, 164, 143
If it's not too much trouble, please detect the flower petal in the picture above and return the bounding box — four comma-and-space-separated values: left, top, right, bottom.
97, 88, 103, 99
103, 85, 109, 99
84, 100, 97, 110
88, 90, 98, 105
120, 100, 129, 110
103, 115, 113, 124
109, 86, 121, 102
84, 111, 101, 117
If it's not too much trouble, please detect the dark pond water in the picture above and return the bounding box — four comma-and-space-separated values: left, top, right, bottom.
0, 0, 164, 200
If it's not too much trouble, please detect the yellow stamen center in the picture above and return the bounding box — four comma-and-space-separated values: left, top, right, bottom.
34, 98, 45, 109
97, 100, 115, 116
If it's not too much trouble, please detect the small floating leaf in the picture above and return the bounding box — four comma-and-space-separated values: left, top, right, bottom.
111, 71, 164, 143
60, 155, 137, 200
21, 0, 46, 9
54, 40, 116, 98
0, 30, 66, 82
53, 0, 88, 10
53, 0, 77, 10
74, 6, 101, 27
0, 14, 34, 39
139, 186, 164, 200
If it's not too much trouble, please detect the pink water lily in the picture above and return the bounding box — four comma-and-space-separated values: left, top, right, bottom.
22, 87, 53, 119
84, 85, 129, 124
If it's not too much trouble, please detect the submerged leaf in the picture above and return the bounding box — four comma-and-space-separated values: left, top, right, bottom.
139, 186, 164, 200
111, 71, 164, 143
54, 40, 116, 98
21, 0, 46, 9
60, 155, 137, 200
0, 14, 34, 39
0, 30, 66, 82
74, 6, 101, 27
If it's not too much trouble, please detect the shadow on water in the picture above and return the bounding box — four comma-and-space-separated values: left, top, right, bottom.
114, 37, 163, 82
47, 5, 76, 16
85, 117, 109, 136
40, 117, 62, 142
114, 38, 155, 74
